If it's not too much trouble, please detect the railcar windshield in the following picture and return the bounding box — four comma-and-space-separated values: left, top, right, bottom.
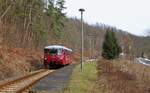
44, 49, 49, 54
44, 48, 62, 55
50, 49, 57, 55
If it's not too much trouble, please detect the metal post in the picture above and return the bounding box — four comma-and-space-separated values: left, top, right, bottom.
88, 34, 96, 59
79, 8, 85, 70
89, 37, 92, 58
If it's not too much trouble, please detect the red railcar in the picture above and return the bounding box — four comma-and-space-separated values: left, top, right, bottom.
44, 45, 72, 68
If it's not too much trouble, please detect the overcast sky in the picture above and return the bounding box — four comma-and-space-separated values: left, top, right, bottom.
65, 0, 150, 36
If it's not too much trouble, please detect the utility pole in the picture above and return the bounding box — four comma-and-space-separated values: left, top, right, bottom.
79, 8, 85, 70
88, 34, 96, 59
89, 37, 92, 58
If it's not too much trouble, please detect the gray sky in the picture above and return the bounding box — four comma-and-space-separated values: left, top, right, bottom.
65, 0, 150, 36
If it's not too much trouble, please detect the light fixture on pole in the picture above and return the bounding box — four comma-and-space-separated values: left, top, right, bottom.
79, 8, 85, 70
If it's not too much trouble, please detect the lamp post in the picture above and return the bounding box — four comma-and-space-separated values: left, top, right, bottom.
79, 8, 85, 70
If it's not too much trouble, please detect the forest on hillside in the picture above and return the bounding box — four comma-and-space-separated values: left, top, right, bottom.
0, 0, 150, 58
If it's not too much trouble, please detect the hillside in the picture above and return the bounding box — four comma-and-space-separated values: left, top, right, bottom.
63, 18, 150, 58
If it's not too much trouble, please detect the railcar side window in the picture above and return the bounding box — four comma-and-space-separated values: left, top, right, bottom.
65, 50, 70, 55
57, 49, 62, 55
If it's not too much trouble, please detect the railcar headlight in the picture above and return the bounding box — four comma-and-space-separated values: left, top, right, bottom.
44, 57, 47, 60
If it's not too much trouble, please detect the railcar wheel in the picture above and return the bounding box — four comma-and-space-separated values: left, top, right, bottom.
49, 64, 53, 69
44, 64, 48, 69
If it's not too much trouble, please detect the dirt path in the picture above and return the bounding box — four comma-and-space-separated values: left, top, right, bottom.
31, 64, 76, 92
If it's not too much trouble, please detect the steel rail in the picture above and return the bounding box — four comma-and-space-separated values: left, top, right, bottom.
0, 69, 54, 93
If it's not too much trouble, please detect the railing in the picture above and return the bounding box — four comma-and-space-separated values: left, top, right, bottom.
136, 57, 150, 66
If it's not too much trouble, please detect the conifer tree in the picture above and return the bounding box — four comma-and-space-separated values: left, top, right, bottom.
102, 28, 121, 59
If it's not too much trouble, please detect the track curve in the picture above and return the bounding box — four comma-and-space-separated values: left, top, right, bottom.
0, 69, 54, 93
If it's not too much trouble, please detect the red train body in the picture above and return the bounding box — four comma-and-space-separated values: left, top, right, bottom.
44, 45, 72, 68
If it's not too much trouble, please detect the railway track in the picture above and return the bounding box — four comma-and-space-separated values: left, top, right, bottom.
0, 69, 54, 93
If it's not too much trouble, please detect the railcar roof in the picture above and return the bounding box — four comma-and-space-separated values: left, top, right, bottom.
44, 45, 72, 52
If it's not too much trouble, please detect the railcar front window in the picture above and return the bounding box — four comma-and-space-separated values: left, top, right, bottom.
44, 49, 49, 54
50, 49, 57, 55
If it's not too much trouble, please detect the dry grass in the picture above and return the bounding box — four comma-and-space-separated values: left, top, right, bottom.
0, 47, 43, 80
97, 59, 150, 93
